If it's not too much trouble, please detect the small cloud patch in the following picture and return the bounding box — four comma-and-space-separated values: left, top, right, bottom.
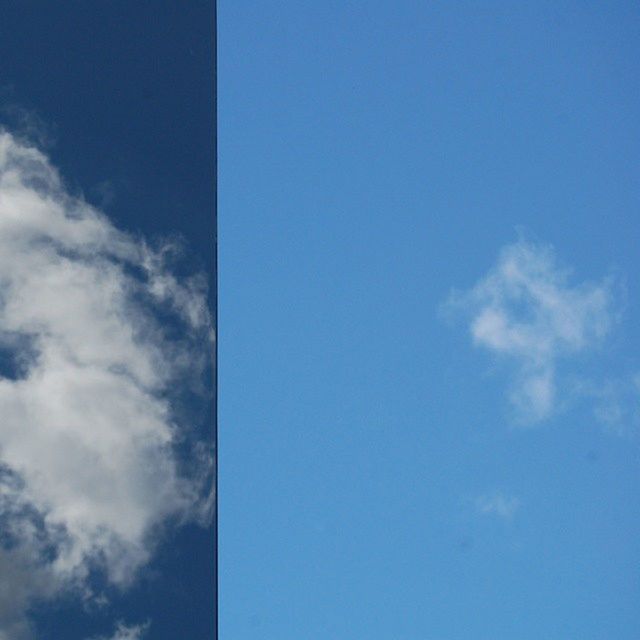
88, 621, 150, 640
444, 240, 617, 423
475, 492, 520, 520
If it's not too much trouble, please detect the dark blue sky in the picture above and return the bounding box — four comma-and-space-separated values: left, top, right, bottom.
1, 1, 215, 262
0, 3, 215, 639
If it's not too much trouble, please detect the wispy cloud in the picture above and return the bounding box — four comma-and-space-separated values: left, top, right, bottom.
0, 131, 213, 636
444, 240, 616, 423
573, 373, 640, 436
88, 621, 150, 640
475, 492, 520, 520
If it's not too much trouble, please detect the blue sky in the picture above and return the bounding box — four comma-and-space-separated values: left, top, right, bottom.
0, 3, 214, 639
0, 2, 639, 640
220, 2, 640, 639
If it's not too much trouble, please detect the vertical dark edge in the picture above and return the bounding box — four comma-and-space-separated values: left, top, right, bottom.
213, 0, 219, 638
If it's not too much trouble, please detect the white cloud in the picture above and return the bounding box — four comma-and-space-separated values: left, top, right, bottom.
445, 240, 615, 422
475, 492, 520, 520
0, 131, 213, 635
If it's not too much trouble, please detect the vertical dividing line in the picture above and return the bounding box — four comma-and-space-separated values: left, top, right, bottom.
213, 0, 219, 638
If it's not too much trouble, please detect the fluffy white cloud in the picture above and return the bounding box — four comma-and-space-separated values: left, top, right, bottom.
0, 130, 213, 636
446, 240, 615, 422
475, 492, 520, 520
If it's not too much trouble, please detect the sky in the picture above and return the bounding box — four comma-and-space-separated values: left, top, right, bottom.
0, 2, 639, 640
219, 2, 640, 639
0, 3, 215, 640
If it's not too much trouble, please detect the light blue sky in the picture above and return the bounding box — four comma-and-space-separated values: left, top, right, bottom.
220, 2, 640, 638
